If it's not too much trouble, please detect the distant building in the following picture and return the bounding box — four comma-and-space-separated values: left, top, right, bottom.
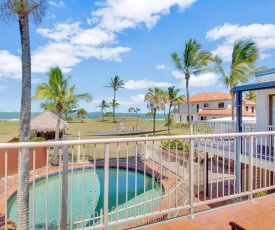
171, 91, 255, 123
255, 68, 275, 127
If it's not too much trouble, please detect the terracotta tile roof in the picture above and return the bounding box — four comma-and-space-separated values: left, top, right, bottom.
189, 92, 231, 102
185, 91, 255, 105
198, 108, 256, 117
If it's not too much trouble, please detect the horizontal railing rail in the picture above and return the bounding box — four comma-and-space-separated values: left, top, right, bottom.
1, 131, 275, 229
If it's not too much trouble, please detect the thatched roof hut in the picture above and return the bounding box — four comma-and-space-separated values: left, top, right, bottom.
31, 110, 69, 140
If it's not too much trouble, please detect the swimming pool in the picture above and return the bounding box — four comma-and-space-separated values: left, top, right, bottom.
8, 167, 162, 229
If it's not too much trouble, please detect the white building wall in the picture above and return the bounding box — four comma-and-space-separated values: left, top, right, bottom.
256, 69, 275, 126
256, 89, 272, 126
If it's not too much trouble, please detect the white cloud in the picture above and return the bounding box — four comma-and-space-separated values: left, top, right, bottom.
0, 86, 7, 91
172, 71, 218, 87
32, 42, 82, 73
124, 79, 172, 90
171, 70, 183, 79
33, 22, 131, 71
71, 28, 116, 46
0, 50, 21, 79
37, 22, 81, 41
156, 64, 167, 70
49, 1, 65, 8
0, 1, 196, 79
92, 0, 196, 32
206, 23, 275, 61
118, 94, 145, 105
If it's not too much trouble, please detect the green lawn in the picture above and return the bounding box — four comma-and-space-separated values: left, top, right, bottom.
0, 116, 190, 143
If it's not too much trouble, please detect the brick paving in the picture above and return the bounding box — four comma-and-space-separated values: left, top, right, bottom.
138, 194, 275, 230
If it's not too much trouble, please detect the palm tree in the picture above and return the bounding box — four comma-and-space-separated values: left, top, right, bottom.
109, 99, 120, 116
167, 86, 185, 134
128, 107, 141, 130
214, 39, 262, 120
144, 87, 167, 135
105, 75, 125, 122
33, 66, 92, 165
97, 100, 110, 121
245, 90, 256, 102
40, 100, 56, 113
0, 1, 47, 228
171, 38, 212, 126
77, 108, 88, 122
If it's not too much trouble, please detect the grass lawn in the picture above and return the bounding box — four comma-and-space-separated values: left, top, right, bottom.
0, 116, 190, 143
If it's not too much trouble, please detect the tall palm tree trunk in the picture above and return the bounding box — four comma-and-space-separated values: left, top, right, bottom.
153, 108, 156, 135
136, 115, 139, 131
17, 14, 31, 230
186, 75, 191, 127
102, 109, 104, 121
51, 109, 62, 166
113, 91, 116, 122
168, 104, 172, 135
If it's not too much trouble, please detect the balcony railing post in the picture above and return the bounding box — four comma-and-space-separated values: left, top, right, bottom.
103, 143, 110, 229
236, 136, 241, 194
62, 135, 69, 230
189, 138, 194, 218
249, 136, 254, 201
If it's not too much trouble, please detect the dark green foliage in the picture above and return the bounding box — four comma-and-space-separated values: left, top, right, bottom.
105, 111, 113, 117
32, 137, 46, 142
162, 140, 189, 152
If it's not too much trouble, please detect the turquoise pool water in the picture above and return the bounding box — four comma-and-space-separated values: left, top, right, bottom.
8, 168, 162, 229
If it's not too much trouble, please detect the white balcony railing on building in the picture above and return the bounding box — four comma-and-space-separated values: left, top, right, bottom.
193, 120, 265, 134
1, 132, 275, 229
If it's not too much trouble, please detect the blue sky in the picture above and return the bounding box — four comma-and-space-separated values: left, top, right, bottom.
0, 0, 275, 113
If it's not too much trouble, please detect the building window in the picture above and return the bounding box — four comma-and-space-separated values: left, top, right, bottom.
179, 115, 182, 121
252, 106, 254, 113
246, 106, 248, 111
197, 104, 199, 112
218, 102, 224, 108
204, 103, 209, 108
187, 116, 193, 122
201, 116, 207, 120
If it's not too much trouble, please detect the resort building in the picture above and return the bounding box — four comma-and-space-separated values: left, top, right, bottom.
255, 68, 275, 128
171, 91, 256, 123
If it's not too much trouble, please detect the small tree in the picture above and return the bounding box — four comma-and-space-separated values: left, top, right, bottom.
144, 87, 167, 135
97, 99, 110, 121
128, 107, 140, 130
105, 75, 125, 122
167, 86, 185, 134
109, 99, 119, 117
77, 108, 88, 122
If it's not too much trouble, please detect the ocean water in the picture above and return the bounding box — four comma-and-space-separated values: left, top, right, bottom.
0, 112, 165, 121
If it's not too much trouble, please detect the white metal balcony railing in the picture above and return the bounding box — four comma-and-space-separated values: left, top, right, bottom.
193, 120, 267, 134
1, 131, 275, 229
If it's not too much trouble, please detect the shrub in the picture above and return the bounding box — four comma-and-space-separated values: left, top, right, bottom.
165, 117, 174, 127
162, 140, 189, 152
32, 137, 46, 142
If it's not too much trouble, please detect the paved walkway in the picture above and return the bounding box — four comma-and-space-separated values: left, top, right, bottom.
138, 194, 275, 230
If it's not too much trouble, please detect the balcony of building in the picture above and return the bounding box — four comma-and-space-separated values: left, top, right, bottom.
1, 131, 275, 229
